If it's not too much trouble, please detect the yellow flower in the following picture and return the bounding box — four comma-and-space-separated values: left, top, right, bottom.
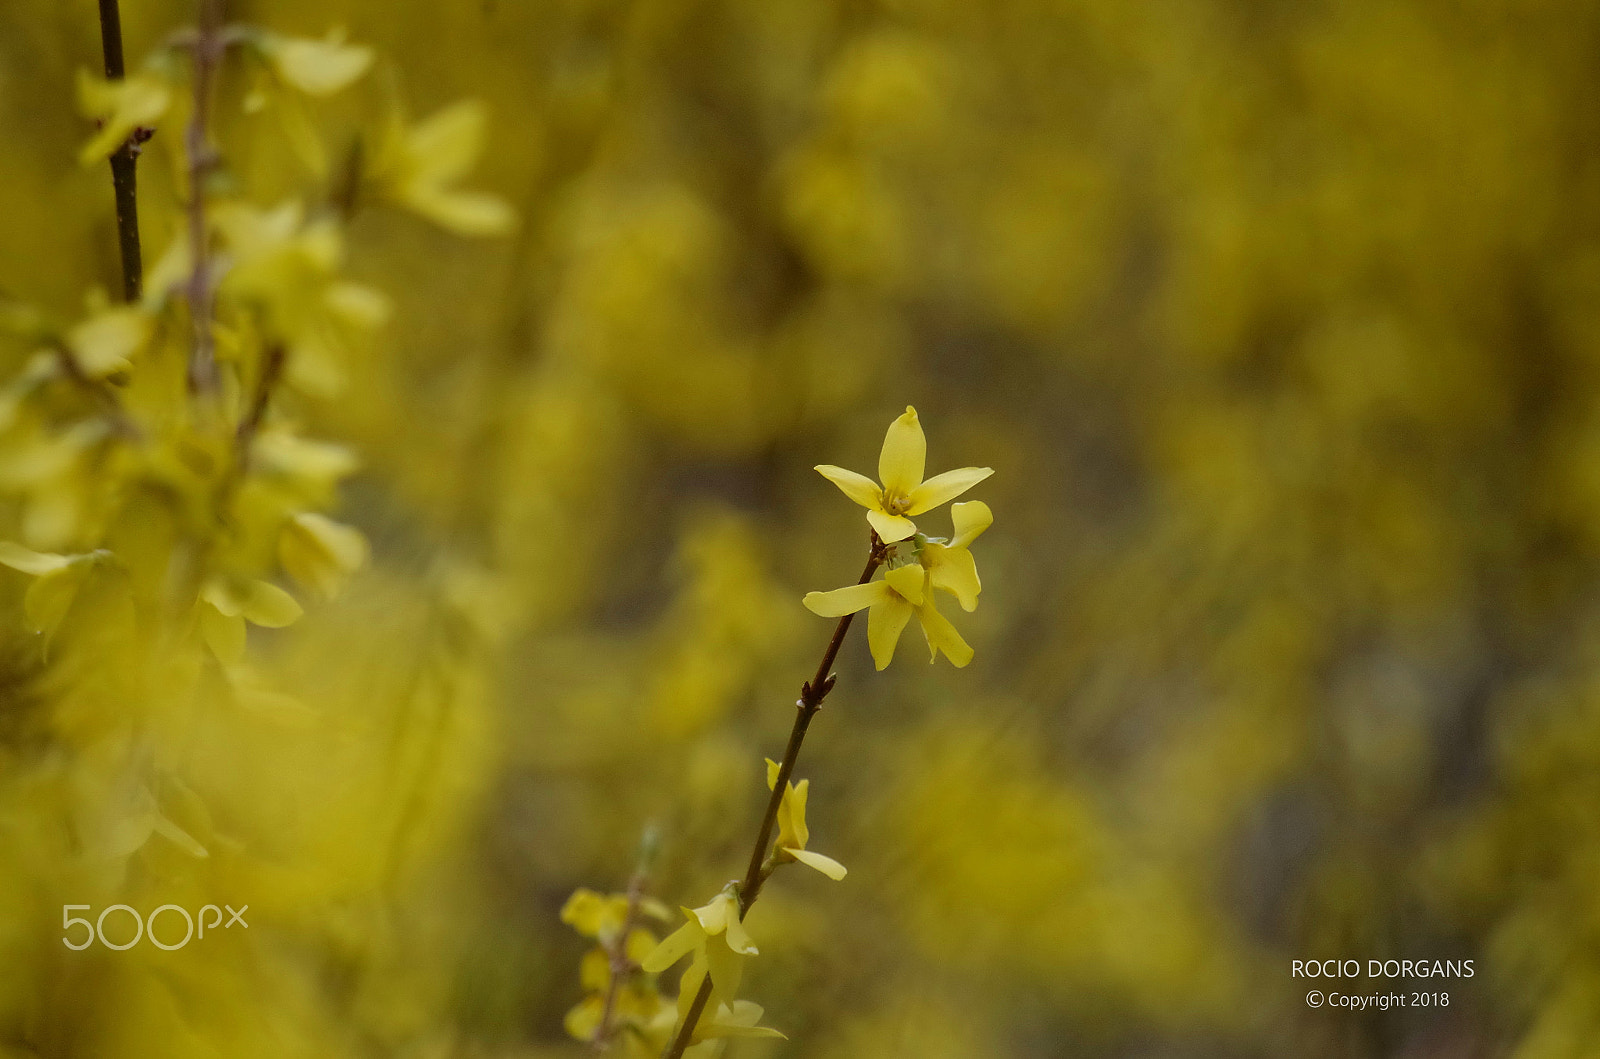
804, 561, 970, 668
371, 101, 516, 236
642, 889, 756, 1015
919, 500, 992, 612
258, 29, 373, 96
75, 69, 169, 167
815, 406, 991, 542
764, 758, 847, 879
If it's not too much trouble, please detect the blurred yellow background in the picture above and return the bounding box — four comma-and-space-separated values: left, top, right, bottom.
1, 1, 1595, 1056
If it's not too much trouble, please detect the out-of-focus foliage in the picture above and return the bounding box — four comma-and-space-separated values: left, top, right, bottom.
0, 0, 1595, 1057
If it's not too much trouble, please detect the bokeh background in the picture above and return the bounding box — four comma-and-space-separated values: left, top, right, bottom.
2, 0, 1597, 1056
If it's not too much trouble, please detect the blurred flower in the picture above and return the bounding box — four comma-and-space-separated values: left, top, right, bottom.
370, 101, 515, 236
816, 406, 991, 542
75, 69, 168, 167
258, 29, 373, 96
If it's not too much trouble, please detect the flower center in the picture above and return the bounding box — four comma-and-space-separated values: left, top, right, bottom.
884, 492, 912, 515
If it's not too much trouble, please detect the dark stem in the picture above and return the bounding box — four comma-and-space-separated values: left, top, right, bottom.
97, 0, 143, 302
661, 538, 885, 1059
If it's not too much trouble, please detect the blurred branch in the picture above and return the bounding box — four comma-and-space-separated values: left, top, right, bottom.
183, 0, 225, 396
662, 536, 886, 1059
592, 826, 662, 1052
96, 0, 144, 303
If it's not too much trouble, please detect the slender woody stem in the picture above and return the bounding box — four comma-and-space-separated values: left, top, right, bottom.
96, 0, 143, 302
661, 538, 885, 1059
184, 0, 225, 395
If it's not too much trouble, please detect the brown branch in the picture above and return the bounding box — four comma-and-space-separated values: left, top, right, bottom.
661, 536, 886, 1059
96, 0, 144, 303
183, 0, 225, 395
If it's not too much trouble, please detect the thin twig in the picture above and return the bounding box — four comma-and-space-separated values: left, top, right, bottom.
661, 536, 886, 1059
96, 0, 144, 303
592, 826, 661, 1052
183, 0, 225, 395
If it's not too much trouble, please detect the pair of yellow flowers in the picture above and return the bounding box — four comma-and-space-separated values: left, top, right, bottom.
805, 406, 994, 669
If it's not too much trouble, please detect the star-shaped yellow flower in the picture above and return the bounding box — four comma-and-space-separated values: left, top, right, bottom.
764, 759, 847, 880
803, 562, 972, 669
816, 406, 992, 543
642, 889, 757, 1016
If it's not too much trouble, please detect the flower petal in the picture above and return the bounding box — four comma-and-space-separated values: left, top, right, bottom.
722, 906, 758, 956
906, 467, 993, 516
803, 580, 887, 618
866, 592, 914, 670
814, 465, 882, 510
878, 406, 926, 495
927, 544, 981, 612
917, 598, 974, 667
866, 508, 917, 543
704, 935, 745, 1008
777, 778, 809, 851
884, 563, 926, 606
641, 917, 705, 973
949, 500, 995, 549
765, 757, 781, 791
788, 848, 848, 880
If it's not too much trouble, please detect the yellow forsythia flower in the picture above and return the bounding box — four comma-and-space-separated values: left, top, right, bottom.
258, 29, 373, 96
764, 758, 847, 879
815, 405, 991, 542
75, 69, 169, 167
805, 561, 971, 668
371, 101, 515, 236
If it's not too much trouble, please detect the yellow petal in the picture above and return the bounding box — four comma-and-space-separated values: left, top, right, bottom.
692, 894, 732, 936
949, 499, 995, 548
721, 906, 758, 956
878, 405, 926, 495
405, 101, 488, 185
906, 467, 993, 515
776, 777, 809, 851
866, 591, 914, 670
884, 563, 926, 606
261, 31, 373, 96
241, 580, 303, 627
640, 916, 705, 973
676, 956, 708, 1024
704, 934, 745, 1009
917, 598, 973, 667
803, 580, 887, 618
788, 848, 848, 880
866, 508, 917, 543
403, 187, 516, 237
67, 307, 152, 377
814, 464, 882, 509
0, 542, 72, 577
279, 512, 369, 599
625, 928, 658, 965
24, 563, 90, 639
563, 996, 605, 1043
926, 543, 981, 612
765, 757, 781, 791
579, 947, 610, 992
